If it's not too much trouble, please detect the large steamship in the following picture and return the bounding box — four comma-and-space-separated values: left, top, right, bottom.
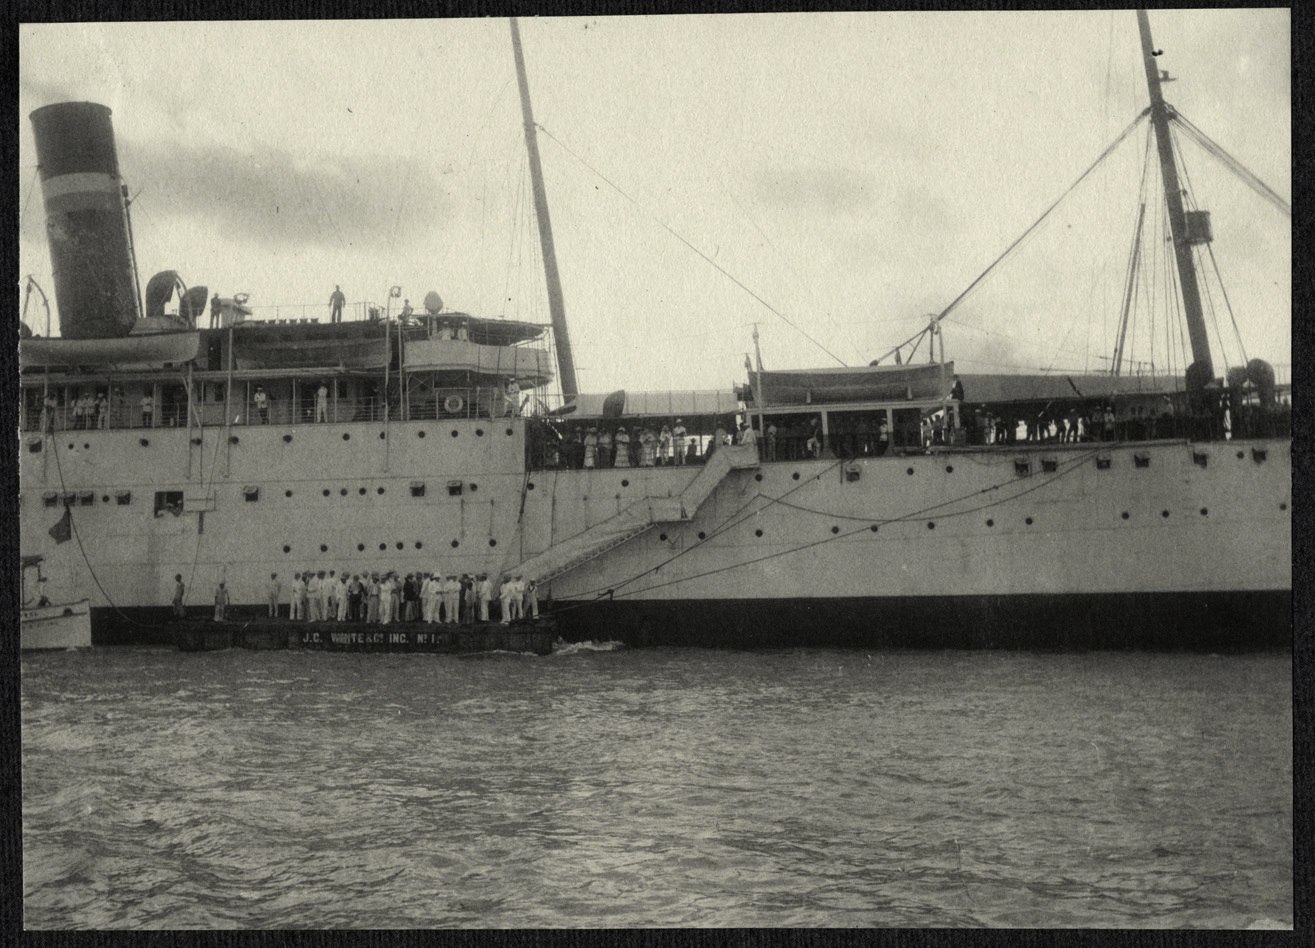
17, 14, 1290, 648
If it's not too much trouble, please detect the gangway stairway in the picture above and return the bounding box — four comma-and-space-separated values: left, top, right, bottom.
512, 444, 760, 584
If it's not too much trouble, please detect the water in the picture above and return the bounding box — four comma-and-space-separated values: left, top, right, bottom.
21, 644, 1291, 928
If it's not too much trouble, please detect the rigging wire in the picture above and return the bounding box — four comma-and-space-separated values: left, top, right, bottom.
20, 165, 39, 231
1169, 111, 1291, 218
931, 108, 1150, 329
534, 123, 848, 367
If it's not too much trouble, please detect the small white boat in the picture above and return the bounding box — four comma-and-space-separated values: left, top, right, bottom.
21, 555, 91, 651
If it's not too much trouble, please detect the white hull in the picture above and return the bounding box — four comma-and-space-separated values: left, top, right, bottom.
18, 419, 1290, 645
21, 599, 92, 650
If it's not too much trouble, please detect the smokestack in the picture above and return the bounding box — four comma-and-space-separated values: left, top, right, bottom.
30, 102, 141, 338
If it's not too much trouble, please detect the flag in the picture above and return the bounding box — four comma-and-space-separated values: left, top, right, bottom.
49, 507, 72, 544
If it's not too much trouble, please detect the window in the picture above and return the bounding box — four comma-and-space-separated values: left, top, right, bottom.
410, 481, 426, 498
243, 485, 260, 502
154, 490, 184, 517
115, 491, 132, 506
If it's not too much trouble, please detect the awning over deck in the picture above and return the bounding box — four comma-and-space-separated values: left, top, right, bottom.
553, 390, 742, 420
959, 373, 1185, 405
749, 362, 953, 406
230, 322, 391, 370
20, 331, 203, 370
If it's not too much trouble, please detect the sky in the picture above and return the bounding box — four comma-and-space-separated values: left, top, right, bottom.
18, 11, 1290, 395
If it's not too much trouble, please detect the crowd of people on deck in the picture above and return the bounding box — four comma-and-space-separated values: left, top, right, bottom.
199, 570, 541, 625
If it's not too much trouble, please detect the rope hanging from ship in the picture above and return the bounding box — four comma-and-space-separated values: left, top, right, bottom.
552, 446, 1103, 613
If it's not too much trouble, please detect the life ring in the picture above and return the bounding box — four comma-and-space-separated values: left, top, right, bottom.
443, 395, 465, 415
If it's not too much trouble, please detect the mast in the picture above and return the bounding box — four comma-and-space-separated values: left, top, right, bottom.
1136, 8, 1213, 382
509, 17, 579, 399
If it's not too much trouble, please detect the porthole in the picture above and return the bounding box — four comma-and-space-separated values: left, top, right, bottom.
101, 495, 109, 504
527, 482, 535, 490
927, 522, 935, 530
906, 467, 915, 476
282, 545, 291, 553
83, 443, 90, 450
1280, 502, 1288, 511
191, 437, 202, 445
697, 532, 706, 540
378, 432, 386, 440
1199, 508, 1208, 516
380, 543, 388, 551
319, 544, 328, 553
505, 428, 514, 436
1025, 517, 1034, 525
1121, 512, 1130, 520
469, 484, 478, 492
792, 472, 801, 481
755, 529, 763, 537
359, 487, 367, 495
1236, 450, 1245, 459
357, 543, 365, 551
451, 430, 459, 438
139, 438, 149, 446
377, 487, 385, 495
342, 433, 350, 441
396, 542, 404, 550
754, 473, 763, 482
870, 525, 879, 533
1161, 510, 1170, 518
285, 490, 293, 498
322, 489, 331, 497
488, 539, 496, 547
417, 430, 426, 438
340, 488, 348, 496
229, 435, 240, 445
945, 465, 954, 473
476, 429, 485, 437
659, 533, 668, 541
621, 479, 630, 487
415, 542, 423, 549
986, 519, 994, 527
283, 434, 293, 443
832, 526, 841, 534
67, 443, 74, 450
452, 540, 460, 548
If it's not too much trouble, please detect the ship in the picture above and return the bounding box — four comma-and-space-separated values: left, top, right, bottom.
16, 12, 1290, 649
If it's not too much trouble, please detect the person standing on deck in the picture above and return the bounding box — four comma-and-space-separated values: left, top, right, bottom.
766, 422, 778, 461
614, 427, 631, 467
402, 574, 417, 621
462, 574, 476, 624
253, 386, 270, 424
390, 573, 402, 624
659, 425, 673, 465
347, 574, 363, 620
583, 428, 598, 469
672, 419, 687, 464
329, 285, 346, 323
499, 577, 515, 625
477, 574, 493, 622
290, 572, 305, 620
525, 579, 539, 619
445, 575, 462, 624
307, 571, 323, 621
421, 573, 436, 623
140, 392, 154, 428
324, 570, 338, 620
367, 573, 381, 623
738, 420, 757, 453
95, 391, 108, 429
379, 574, 395, 624
267, 573, 281, 618
315, 382, 329, 423
213, 582, 229, 622
597, 427, 613, 468
41, 392, 57, 435
172, 574, 186, 618
71, 391, 86, 430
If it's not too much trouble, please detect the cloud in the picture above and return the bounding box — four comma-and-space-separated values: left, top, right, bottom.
122, 138, 452, 253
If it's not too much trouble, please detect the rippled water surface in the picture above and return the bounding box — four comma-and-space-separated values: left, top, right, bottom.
22, 645, 1291, 928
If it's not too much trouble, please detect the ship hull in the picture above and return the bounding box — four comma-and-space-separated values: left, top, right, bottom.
20, 419, 1291, 650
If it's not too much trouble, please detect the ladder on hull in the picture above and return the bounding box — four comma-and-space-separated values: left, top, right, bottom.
514, 444, 759, 584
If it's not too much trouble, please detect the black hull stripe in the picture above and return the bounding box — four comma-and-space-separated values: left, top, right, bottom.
89, 590, 1290, 650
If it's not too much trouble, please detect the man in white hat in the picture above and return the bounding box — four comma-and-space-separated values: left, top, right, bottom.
672, 419, 687, 464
